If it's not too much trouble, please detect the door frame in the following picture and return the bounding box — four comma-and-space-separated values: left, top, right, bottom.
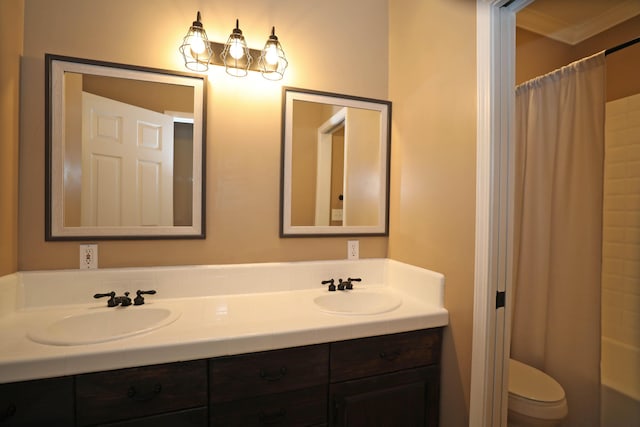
315, 108, 347, 226
470, 1, 533, 426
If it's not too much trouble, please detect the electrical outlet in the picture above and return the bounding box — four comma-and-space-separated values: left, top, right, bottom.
347, 240, 359, 260
80, 244, 98, 269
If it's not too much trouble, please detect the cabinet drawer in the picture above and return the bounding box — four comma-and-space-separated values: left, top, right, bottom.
0, 376, 73, 426
330, 328, 442, 382
210, 344, 329, 402
102, 407, 208, 426
76, 360, 207, 426
211, 385, 327, 427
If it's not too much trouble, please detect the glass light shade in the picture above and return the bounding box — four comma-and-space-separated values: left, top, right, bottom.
221, 19, 252, 77
259, 27, 288, 81
179, 12, 213, 72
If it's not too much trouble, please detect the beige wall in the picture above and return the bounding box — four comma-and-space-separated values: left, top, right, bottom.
516, 15, 640, 101
19, 0, 389, 270
0, 0, 23, 276
16, 0, 480, 420
389, 1, 477, 426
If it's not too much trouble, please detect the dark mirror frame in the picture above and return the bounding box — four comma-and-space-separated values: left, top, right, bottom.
280, 87, 392, 237
45, 54, 207, 240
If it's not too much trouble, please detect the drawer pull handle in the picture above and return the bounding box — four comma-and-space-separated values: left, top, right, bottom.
379, 350, 401, 361
259, 366, 287, 382
259, 408, 286, 425
1, 403, 17, 421
127, 383, 162, 401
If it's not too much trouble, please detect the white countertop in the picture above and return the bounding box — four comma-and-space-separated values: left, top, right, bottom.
0, 259, 448, 384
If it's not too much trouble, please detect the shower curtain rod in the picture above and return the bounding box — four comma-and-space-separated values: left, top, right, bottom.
605, 37, 640, 56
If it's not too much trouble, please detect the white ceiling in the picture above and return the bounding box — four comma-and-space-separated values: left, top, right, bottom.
517, 0, 640, 45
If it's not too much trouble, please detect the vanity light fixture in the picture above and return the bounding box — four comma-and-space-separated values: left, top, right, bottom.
259, 27, 288, 81
179, 11, 288, 80
221, 19, 252, 77
179, 11, 214, 72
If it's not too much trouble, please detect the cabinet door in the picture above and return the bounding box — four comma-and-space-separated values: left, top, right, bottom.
211, 385, 327, 427
329, 367, 439, 427
0, 377, 74, 427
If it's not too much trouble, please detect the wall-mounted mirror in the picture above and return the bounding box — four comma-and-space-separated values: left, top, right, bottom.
45, 54, 206, 240
281, 87, 391, 236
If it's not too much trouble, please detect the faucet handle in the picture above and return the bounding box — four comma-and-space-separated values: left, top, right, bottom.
346, 277, 361, 290
321, 279, 336, 292
134, 289, 157, 305
94, 291, 117, 307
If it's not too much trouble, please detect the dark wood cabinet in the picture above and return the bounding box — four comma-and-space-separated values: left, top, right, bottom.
76, 360, 207, 426
210, 344, 329, 426
210, 344, 329, 402
329, 329, 442, 427
0, 328, 441, 427
0, 376, 74, 427
101, 407, 208, 427
330, 367, 439, 427
211, 385, 327, 427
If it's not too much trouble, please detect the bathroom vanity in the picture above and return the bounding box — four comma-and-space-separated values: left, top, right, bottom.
0, 259, 448, 426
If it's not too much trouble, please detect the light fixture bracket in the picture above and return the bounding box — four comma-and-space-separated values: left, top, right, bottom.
179, 12, 287, 79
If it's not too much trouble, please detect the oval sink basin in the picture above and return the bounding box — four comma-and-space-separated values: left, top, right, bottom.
28, 307, 180, 346
314, 290, 402, 315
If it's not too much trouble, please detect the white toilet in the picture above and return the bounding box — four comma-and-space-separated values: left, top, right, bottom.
508, 359, 568, 426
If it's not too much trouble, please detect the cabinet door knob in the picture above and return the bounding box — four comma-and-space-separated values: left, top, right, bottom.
258, 408, 287, 425
379, 350, 401, 361
1, 403, 17, 421
259, 366, 287, 382
126, 383, 162, 401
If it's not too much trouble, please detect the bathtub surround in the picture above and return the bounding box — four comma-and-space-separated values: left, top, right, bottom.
601, 93, 640, 425
0, 258, 447, 383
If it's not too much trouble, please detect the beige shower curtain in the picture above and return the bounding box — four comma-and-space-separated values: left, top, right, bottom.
512, 52, 606, 427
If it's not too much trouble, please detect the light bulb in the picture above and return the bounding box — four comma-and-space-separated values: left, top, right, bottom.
229, 38, 244, 59
265, 43, 279, 65
189, 33, 206, 55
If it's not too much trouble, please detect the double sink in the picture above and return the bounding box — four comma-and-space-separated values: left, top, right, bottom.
26, 288, 403, 346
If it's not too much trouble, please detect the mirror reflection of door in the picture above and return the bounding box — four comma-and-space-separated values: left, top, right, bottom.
314, 108, 346, 226
329, 126, 345, 226
81, 92, 174, 227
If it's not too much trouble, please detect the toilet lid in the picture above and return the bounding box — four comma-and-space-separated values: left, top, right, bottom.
509, 359, 566, 403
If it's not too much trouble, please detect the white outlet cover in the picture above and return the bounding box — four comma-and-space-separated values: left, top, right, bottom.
348, 240, 359, 260
80, 244, 98, 269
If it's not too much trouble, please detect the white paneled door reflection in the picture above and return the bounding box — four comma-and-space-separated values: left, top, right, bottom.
81, 92, 174, 227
